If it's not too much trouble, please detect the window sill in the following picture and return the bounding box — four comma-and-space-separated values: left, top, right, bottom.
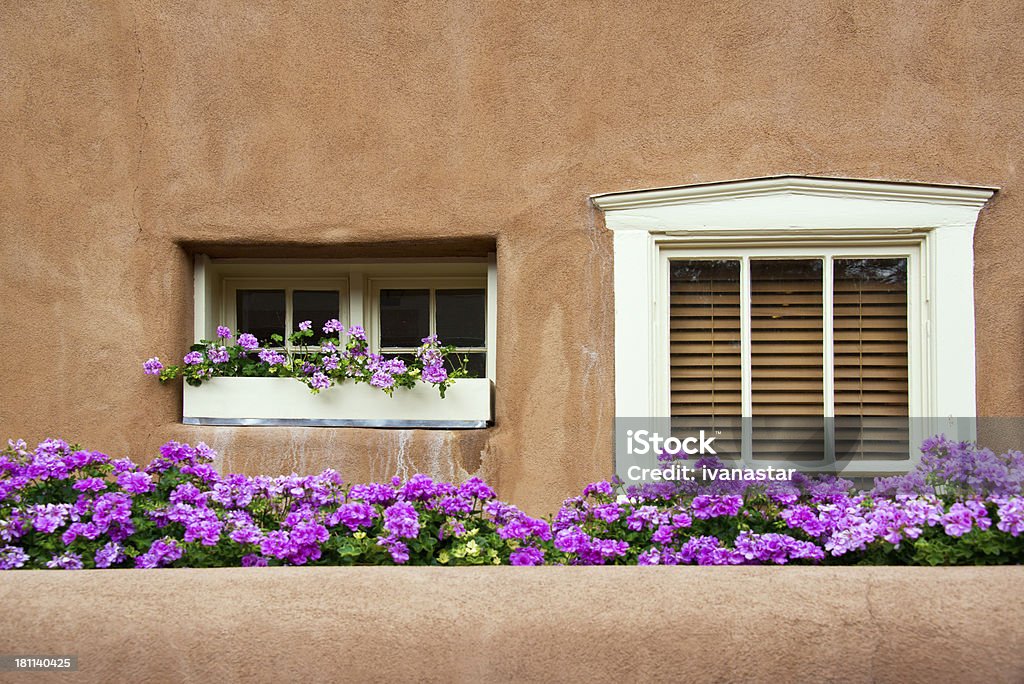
182, 377, 493, 429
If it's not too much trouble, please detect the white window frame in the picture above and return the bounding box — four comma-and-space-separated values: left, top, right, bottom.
659, 244, 922, 469
193, 256, 498, 382
592, 176, 996, 473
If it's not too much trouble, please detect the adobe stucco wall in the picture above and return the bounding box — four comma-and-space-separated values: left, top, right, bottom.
3, 2, 1024, 513
1, 567, 1022, 683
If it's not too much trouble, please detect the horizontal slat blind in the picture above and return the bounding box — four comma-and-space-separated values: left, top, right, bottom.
833, 258, 910, 461
669, 260, 742, 457
750, 259, 825, 461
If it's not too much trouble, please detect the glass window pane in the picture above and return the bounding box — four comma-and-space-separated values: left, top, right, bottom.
435, 289, 486, 347
236, 290, 285, 346
750, 259, 825, 462
380, 289, 430, 347
293, 290, 340, 339
833, 258, 910, 461
668, 260, 742, 458
449, 352, 486, 379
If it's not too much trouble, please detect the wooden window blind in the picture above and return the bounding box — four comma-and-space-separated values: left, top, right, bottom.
750, 259, 825, 461
833, 258, 910, 461
669, 260, 742, 455
668, 254, 911, 464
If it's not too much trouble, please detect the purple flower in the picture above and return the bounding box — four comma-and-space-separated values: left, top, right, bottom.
242, 554, 269, 567
378, 538, 409, 564
258, 349, 286, 366
207, 346, 230, 364
510, 547, 545, 566
583, 481, 614, 498
383, 501, 420, 539
592, 503, 622, 523
422, 364, 448, 384
691, 494, 744, 519
310, 372, 331, 391
298, 320, 312, 331
30, 503, 71, 533
348, 482, 396, 504
183, 351, 204, 365
370, 370, 395, 390
381, 358, 407, 375
142, 357, 164, 375
94, 542, 125, 569
499, 515, 552, 542
237, 333, 259, 350
458, 478, 495, 501
329, 502, 378, 530
46, 552, 83, 570
942, 502, 976, 537
72, 477, 107, 493
117, 471, 155, 494
0, 545, 29, 570
135, 538, 183, 569
216, 326, 232, 339
348, 325, 366, 340
323, 319, 344, 335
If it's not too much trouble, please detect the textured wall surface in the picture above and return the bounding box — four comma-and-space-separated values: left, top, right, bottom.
1, 566, 1022, 683
2, 2, 1024, 512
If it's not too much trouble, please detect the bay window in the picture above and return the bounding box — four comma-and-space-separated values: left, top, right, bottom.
593, 175, 995, 476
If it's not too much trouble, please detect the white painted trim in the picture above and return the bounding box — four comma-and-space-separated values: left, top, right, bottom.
597, 176, 995, 471
486, 252, 498, 383
193, 254, 210, 344
183, 377, 493, 427
592, 175, 996, 211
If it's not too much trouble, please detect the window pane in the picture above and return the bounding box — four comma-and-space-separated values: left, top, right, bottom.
380, 289, 430, 347
435, 289, 486, 347
750, 259, 825, 462
669, 260, 742, 458
236, 290, 285, 346
833, 258, 910, 461
449, 352, 486, 379
293, 290, 339, 339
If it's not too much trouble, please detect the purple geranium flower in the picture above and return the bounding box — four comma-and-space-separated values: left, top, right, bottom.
237, 333, 259, 350
142, 357, 164, 375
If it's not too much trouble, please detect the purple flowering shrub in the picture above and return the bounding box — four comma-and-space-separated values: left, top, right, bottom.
144, 322, 469, 397
550, 438, 1024, 566
3, 436, 1024, 569
0, 439, 549, 570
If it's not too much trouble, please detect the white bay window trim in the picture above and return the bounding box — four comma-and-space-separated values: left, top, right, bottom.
593, 175, 995, 470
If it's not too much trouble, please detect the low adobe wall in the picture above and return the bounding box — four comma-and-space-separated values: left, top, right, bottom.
1, 567, 1022, 683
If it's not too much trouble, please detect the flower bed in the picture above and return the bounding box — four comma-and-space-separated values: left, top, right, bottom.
1, 437, 1023, 569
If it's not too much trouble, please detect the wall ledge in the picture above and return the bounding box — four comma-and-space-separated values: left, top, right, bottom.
2, 566, 1022, 682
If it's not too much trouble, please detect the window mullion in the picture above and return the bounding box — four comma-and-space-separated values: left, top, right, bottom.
823, 256, 836, 464
740, 256, 752, 463
284, 287, 293, 350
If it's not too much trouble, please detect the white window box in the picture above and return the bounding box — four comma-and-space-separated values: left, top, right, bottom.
182, 377, 493, 428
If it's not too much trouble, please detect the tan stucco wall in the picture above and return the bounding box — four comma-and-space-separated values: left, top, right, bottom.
3, 2, 1024, 512
1, 566, 1022, 683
